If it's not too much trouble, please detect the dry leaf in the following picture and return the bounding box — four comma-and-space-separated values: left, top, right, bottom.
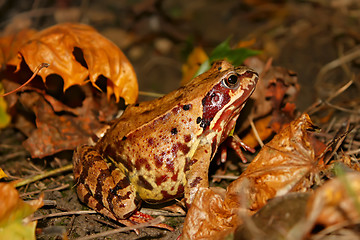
181, 187, 239, 240
0, 168, 7, 179
7, 23, 138, 104
306, 172, 360, 227
226, 114, 321, 212
182, 114, 325, 240
0, 183, 43, 240
234, 192, 310, 240
181, 46, 208, 85
241, 115, 273, 148
239, 57, 300, 147
16, 85, 117, 158
0, 28, 36, 69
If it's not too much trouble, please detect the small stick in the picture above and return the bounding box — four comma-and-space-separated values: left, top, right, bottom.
14, 164, 73, 188
0, 63, 49, 97
30, 210, 97, 221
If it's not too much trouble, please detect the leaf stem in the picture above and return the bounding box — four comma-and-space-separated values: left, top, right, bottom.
0, 62, 49, 97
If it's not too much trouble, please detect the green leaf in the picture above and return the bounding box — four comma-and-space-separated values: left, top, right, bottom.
194, 37, 261, 77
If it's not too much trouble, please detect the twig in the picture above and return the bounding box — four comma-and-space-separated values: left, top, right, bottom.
211, 174, 238, 180
30, 210, 97, 221
324, 101, 360, 114
1, 63, 49, 97
20, 184, 70, 197
138, 90, 164, 98
248, 115, 264, 147
76, 216, 165, 240
315, 45, 360, 87
14, 164, 73, 188
306, 77, 354, 114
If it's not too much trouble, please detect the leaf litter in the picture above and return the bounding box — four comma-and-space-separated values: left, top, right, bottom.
1, 1, 360, 240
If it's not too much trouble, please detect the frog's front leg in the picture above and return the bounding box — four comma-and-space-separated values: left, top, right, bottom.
185, 142, 212, 206
73, 145, 140, 220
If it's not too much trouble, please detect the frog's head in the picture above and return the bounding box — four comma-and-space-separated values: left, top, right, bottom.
191, 60, 258, 145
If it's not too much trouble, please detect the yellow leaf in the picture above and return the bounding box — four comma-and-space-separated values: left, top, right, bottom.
181, 46, 208, 85
0, 183, 43, 240
0, 168, 7, 179
8, 23, 138, 104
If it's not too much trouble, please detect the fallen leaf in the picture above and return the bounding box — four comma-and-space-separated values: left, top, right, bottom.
181, 187, 239, 240
181, 46, 208, 85
0, 28, 36, 70
182, 114, 325, 240
16, 85, 116, 158
234, 192, 310, 240
225, 114, 322, 212
7, 23, 138, 104
239, 57, 300, 147
0, 183, 43, 240
306, 171, 360, 227
241, 115, 273, 148
0, 168, 7, 179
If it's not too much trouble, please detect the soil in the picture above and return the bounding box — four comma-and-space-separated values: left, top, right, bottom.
1, 0, 360, 239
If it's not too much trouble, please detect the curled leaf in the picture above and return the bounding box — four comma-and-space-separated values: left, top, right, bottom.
182, 114, 326, 239
225, 114, 322, 212
8, 23, 138, 104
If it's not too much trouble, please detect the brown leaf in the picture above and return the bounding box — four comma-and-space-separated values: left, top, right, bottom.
7, 23, 138, 104
181, 187, 239, 240
182, 114, 326, 239
225, 114, 322, 212
0, 28, 36, 70
306, 172, 360, 227
239, 57, 300, 147
234, 192, 310, 240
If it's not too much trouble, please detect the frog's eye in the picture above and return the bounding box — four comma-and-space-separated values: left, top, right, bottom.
223, 74, 239, 89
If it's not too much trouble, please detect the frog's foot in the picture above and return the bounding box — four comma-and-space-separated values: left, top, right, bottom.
73, 145, 140, 220
219, 134, 255, 164
121, 211, 174, 231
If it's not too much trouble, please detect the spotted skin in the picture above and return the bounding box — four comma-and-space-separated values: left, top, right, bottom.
73, 60, 258, 220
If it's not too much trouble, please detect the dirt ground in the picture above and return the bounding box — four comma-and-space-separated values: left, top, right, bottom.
1, 0, 360, 239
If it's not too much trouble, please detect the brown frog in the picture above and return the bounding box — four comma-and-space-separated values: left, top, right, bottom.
73, 60, 258, 221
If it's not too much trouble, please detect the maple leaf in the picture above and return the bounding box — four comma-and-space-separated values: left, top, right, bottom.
0, 28, 36, 70
7, 23, 138, 104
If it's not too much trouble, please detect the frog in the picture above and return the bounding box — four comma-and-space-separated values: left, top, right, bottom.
73, 60, 258, 222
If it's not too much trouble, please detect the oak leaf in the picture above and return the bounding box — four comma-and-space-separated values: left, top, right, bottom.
7, 23, 138, 104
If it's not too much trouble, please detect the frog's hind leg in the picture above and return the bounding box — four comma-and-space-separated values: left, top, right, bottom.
73, 145, 140, 220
